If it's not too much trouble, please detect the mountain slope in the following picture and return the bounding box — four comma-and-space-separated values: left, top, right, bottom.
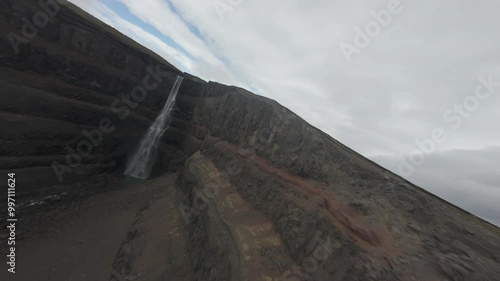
0, 1, 499, 280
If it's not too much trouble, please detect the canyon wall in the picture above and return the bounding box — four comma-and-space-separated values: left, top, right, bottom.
0, 0, 184, 191
1, 1, 500, 280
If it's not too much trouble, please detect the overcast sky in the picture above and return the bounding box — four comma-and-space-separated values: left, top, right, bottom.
70, 0, 500, 226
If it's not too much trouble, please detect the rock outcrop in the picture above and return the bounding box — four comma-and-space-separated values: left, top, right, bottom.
1, 1, 500, 280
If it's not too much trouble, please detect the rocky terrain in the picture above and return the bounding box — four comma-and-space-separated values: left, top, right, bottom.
1, 0, 500, 280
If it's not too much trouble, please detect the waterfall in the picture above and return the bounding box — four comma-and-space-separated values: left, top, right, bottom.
125, 76, 184, 179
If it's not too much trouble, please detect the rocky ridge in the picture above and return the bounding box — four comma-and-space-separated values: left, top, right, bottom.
1, 1, 500, 280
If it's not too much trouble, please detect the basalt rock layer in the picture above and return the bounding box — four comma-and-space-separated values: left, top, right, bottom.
1, 1, 500, 281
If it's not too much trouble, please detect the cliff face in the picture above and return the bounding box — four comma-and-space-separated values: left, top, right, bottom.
0, 0, 184, 190
1, 1, 500, 281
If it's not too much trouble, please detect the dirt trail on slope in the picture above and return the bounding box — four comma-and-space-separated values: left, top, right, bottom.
184, 152, 299, 281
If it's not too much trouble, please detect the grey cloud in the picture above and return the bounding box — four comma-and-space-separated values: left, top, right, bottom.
372, 147, 500, 226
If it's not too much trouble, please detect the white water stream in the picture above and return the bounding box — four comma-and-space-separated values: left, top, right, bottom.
125, 76, 184, 179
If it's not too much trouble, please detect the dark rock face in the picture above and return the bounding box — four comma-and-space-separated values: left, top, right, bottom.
175, 84, 500, 280
0, 0, 184, 191
1, 1, 500, 280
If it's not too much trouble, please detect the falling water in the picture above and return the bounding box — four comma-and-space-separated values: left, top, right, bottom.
125, 76, 184, 179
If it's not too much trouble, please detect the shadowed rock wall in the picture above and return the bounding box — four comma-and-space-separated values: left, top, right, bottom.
1, 1, 500, 280
0, 0, 185, 191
